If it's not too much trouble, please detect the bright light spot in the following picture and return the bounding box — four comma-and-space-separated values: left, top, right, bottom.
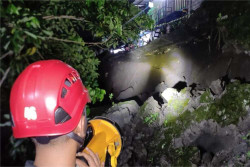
142, 33, 151, 43
149, 2, 154, 8
110, 47, 125, 54
161, 88, 178, 102
45, 97, 57, 111
173, 52, 180, 57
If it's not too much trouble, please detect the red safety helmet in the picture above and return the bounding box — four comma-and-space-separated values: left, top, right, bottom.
10, 60, 90, 138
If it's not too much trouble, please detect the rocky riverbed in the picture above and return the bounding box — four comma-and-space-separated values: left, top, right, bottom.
103, 79, 250, 166
98, 2, 250, 166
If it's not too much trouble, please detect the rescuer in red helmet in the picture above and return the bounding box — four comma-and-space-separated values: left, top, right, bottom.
9, 60, 104, 167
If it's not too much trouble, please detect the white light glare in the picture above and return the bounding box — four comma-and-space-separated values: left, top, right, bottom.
149, 2, 154, 8
161, 88, 178, 102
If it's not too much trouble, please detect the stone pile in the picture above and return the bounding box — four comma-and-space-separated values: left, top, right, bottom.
104, 79, 250, 166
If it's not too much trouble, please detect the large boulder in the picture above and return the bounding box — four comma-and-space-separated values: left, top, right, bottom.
139, 96, 164, 127
100, 33, 250, 101
104, 100, 139, 129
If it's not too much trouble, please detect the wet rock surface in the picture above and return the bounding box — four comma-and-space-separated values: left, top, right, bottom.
100, 34, 250, 101
104, 101, 156, 166
104, 79, 250, 166
173, 119, 249, 166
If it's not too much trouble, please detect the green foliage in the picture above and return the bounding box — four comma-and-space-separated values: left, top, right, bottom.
168, 98, 189, 114
200, 89, 213, 103
109, 93, 114, 100
9, 136, 35, 161
109, 93, 115, 105
1, 0, 153, 95
144, 113, 159, 125
86, 106, 91, 116
148, 81, 250, 166
0, 1, 153, 165
242, 132, 250, 145
199, 1, 250, 49
171, 147, 199, 166
215, 1, 250, 48
88, 87, 106, 104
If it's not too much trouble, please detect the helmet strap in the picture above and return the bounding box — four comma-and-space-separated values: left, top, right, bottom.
66, 132, 85, 147
35, 135, 60, 144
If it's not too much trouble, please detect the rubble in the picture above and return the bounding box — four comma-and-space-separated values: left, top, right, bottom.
104, 79, 250, 166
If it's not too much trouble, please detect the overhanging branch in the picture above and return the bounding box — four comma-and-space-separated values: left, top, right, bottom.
38, 34, 113, 47
0, 67, 11, 88
43, 15, 85, 21
0, 51, 14, 60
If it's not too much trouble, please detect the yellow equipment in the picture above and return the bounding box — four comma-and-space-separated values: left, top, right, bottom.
80, 117, 123, 167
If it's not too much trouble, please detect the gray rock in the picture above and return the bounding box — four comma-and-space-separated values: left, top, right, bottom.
209, 79, 223, 95
171, 118, 250, 166
202, 152, 213, 164
190, 149, 201, 165
154, 82, 168, 93
245, 160, 250, 167
211, 150, 230, 166
182, 128, 197, 146
105, 100, 139, 128
173, 138, 183, 148
238, 154, 247, 163
190, 123, 202, 135
160, 155, 171, 166
137, 92, 150, 102
140, 96, 163, 127
238, 116, 250, 132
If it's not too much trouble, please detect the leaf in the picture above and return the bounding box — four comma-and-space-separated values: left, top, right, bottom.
4, 41, 10, 50
0, 121, 11, 127
86, 0, 91, 7
13, 139, 25, 148
109, 93, 113, 100
117, 24, 122, 36
31, 17, 40, 28
89, 89, 95, 96
98, 0, 105, 8
24, 31, 37, 39
95, 31, 104, 37
109, 19, 114, 30
4, 114, 10, 120
7, 4, 20, 15
26, 22, 31, 28
86, 107, 91, 116
11, 28, 16, 34
42, 30, 53, 37
25, 47, 37, 56
0, 27, 6, 35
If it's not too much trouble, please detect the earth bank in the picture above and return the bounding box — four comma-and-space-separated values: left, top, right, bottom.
103, 79, 250, 166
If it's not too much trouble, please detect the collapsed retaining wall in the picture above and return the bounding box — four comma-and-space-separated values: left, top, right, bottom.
104, 79, 250, 166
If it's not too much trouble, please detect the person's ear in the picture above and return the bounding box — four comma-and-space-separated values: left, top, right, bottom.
74, 116, 87, 139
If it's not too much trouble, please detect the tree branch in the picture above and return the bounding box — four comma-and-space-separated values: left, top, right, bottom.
38, 34, 113, 46
0, 51, 14, 60
43, 15, 85, 21
37, 50, 44, 59
0, 67, 11, 88
38, 36, 86, 45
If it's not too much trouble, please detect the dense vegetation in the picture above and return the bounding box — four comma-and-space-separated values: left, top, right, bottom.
0, 0, 153, 165
0, 0, 153, 102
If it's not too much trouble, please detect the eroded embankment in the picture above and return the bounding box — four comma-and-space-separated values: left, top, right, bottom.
104, 80, 250, 166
